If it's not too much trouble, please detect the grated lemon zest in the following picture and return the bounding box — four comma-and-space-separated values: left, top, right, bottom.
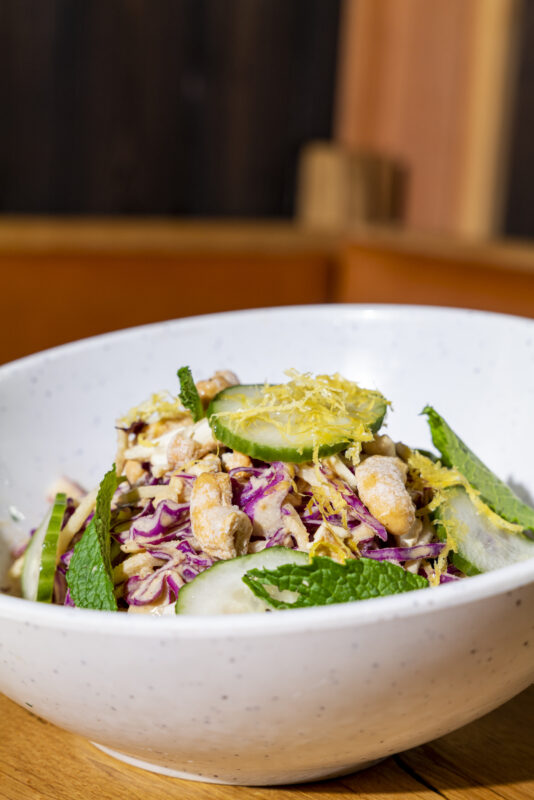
137, 420, 174, 447
309, 529, 352, 564
346, 442, 363, 467
408, 451, 523, 535
429, 537, 455, 587
118, 391, 187, 427
212, 370, 388, 453
309, 478, 349, 530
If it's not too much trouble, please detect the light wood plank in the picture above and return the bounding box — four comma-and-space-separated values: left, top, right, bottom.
2, 686, 534, 798
0, 695, 416, 800
399, 684, 534, 800
455, 0, 522, 236
339, 757, 437, 798
335, 0, 520, 236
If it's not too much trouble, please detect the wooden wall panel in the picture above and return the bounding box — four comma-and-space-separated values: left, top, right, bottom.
335, 0, 520, 236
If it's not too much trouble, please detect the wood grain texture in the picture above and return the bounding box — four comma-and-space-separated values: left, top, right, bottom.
335, 0, 520, 236
1, 686, 532, 798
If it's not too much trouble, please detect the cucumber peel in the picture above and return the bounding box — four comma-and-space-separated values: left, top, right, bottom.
434, 486, 534, 574
423, 406, 534, 532
208, 375, 388, 463
176, 547, 309, 614
21, 493, 67, 603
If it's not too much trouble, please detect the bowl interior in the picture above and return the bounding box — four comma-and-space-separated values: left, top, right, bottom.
1, 305, 533, 581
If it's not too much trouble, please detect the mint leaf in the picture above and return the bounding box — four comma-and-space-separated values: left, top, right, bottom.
423, 406, 534, 532
178, 366, 204, 422
242, 556, 428, 610
66, 465, 120, 611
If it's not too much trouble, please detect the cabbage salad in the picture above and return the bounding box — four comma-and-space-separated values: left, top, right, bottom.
9, 368, 534, 614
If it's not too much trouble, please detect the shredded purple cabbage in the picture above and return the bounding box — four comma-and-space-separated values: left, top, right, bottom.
341, 488, 388, 541
362, 542, 445, 562
42, 431, 460, 609
117, 500, 190, 547
238, 462, 295, 545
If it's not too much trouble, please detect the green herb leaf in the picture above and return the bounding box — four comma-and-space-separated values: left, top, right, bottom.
66, 465, 120, 611
242, 556, 428, 610
178, 366, 204, 422
423, 406, 534, 532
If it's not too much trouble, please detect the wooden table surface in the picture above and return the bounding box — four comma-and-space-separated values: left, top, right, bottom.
1, 685, 532, 800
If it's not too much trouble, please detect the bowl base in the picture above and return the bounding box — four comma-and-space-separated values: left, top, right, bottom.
92, 742, 384, 785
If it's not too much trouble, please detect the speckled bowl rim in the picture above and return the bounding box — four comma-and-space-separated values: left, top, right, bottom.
1, 304, 533, 638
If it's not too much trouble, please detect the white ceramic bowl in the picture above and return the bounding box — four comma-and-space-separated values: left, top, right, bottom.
1, 305, 533, 786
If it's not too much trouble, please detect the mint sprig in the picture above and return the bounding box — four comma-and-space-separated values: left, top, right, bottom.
66, 465, 121, 611
178, 366, 204, 422
423, 406, 534, 532
242, 556, 428, 610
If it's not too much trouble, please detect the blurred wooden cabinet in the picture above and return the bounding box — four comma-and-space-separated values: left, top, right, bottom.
0, 219, 335, 364
336, 229, 534, 318
1, 218, 533, 366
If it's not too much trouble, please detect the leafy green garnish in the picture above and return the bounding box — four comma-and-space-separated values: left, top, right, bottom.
423, 406, 534, 532
66, 465, 121, 611
178, 366, 204, 422
242, 556, 428, 610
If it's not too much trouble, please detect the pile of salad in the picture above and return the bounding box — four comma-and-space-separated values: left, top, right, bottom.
10, 368, 534, 615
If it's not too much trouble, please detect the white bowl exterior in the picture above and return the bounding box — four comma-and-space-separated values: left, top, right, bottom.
1, 581, 533, 784
1, 305, 533, 784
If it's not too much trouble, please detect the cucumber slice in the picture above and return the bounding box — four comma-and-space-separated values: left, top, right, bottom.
423, 406, 534, 531
21, 493, 67, 602
434, 486, 534, 574
176, 546, 309, 614
207, 383, 387, 463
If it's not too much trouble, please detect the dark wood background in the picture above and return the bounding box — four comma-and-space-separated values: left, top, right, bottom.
504, 0, 534, 238
0, 0, 340, 216
1, 0, 533, 234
